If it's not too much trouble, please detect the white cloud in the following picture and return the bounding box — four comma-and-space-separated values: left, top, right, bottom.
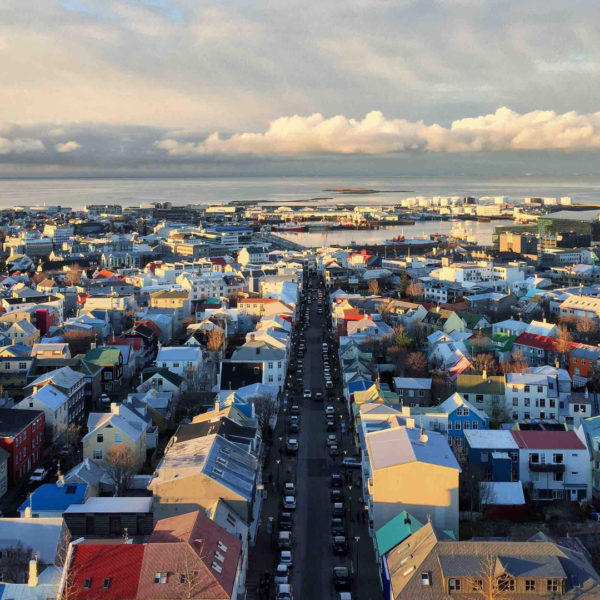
55, 140, 80, 152
0, 137, 44, 154
155, 107, 600, 155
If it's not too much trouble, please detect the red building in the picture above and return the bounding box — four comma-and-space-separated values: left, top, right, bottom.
35, 308, 55, 336
0, 408, 45, 485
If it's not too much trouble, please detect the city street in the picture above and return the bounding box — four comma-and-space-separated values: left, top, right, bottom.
246, 271, 380, 599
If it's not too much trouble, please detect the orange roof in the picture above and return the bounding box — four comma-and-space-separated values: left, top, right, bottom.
94, 269, 116, 279
241, 298, 279, 304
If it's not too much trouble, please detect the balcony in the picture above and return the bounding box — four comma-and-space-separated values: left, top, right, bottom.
529, 461, 565, 473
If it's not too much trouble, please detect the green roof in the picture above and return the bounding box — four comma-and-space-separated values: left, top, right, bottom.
492, 333, 517, 352
205, 297, 220, 305
375, 511, 423, 556
85, 347, 122, 366
141, 367, 184, 387
459, 311, 487, 329
456, 373, 505, 396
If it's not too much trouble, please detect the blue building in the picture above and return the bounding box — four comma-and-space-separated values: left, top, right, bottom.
438, 393, 490, 450
463, 429, 520, 482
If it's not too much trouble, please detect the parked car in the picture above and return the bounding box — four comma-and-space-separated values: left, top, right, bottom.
330, 489, 343, 503
314, 391, 323, 401
327, 434, 338, 447
332, 502, 344, 517
329, 444, 339, 457
331, 517, 345, 536
279, 511, 293, 531
326, 420, 336, 432
333, 567, 351, 590
278, 531, 293, 550
290, 404, 300, 415
332, 535, 348, 555
289, 420, 300, 433
283, 496, 296, 510
331, 473, 342, 487
342, 457, 361, 468
325, 406, 335, 416
274, 564, 289, 585
286, 438, 299, 454
284, 482, 296, 497
303, 389, 312, 399
28, 468, 48, 484
280, 550, 293, 568
276, 583, 294, 600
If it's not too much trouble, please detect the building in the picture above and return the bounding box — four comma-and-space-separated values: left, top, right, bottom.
155, 346, 203, 380
365, 425, 460, 538
505, 371, 563, 421
85, 347, 124, 392
392, 378, 432, 405
229, 341, 286, 390
0, 408, 45, 485
18, 482, 87, 518
456, 373, 505, 421
538, 209, 600, 250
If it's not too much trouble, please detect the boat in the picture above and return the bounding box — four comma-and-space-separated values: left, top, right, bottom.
273, 221, 306, 232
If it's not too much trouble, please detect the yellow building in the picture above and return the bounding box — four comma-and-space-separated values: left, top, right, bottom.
83, 403, 148, 470
365, 425, 460, 538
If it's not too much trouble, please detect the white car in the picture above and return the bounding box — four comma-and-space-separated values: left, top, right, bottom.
283, 495, 296, 510
29, 468, 48, 483
276, 583, 294, 600
274, 564, 289, 585
303, 389, 312, 399
284, 482, 296, 496
280, 550, 293, 568
325, 406, 335, 416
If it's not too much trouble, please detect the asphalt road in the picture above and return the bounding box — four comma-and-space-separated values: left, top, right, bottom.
292, 280, 347, 600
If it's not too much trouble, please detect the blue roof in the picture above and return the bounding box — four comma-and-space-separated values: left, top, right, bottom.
348, 379, 373, 394
18, 483, 87, 513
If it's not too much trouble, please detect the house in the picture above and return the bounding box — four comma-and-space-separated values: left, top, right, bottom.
62, 458, 114, 497
437, 393, 489, 452
67, 510, 244, 600
365, 425, 460, 537
150, 433, 260, 540
464, 429, 520, 483
85, 347, 123, 392
0, 319, 40, 347
505, 372, 561, 421
513, 332, 576, 368
465, 291, 518, 320
138, 367, 186, 398
83, 402, 149, 469
238, 245, 269, 265
384, 523, 600, 599
513, 429, 591, 501
456, 373, 505, 421
579, 416, 600, 498
237, 298, 294, 320
0, 408, 45, 486
229, 340, 286, 390
480, 481, 526, 521
31, 343, 71, 360
421, 309, 465, 334
18, 482, 87, 518
569, 344, 600, 388
19, 366, 86, 442
155, 346, 203, 381
492, 318, 528, 338
63, 497, 154, 538
149, 289, 191, 335
392, 378, 432, 406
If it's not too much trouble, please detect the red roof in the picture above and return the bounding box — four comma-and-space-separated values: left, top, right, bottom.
209, 257, 227, 266
278, 314, 293, 323
241, 298, 278, 304
511, 430, 585, 450
109, 337, 143, 351
70, 543, 144, 600
514, 332, 577, 353
93, 269, 116, 280
135, 319, 162, 337
343, 308, 365, 322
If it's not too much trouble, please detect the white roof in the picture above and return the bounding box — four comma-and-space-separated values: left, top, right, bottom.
29, 366, 84, 391
28, 384, 68, 411
463, 429, 518, 449
366, 426, 459, 471
480, 481, 525, 506
64, 497, 153, 513
0, 518, 64, 563
156, 346, 202, 363
393, 377, 432, 390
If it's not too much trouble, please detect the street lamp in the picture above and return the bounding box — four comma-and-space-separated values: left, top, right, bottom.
279, 436, 283, 456
276, 459, 281, 488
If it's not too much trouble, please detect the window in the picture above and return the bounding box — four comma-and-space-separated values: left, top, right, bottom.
481, 451, 489, 462
537, 385, 543, 392
421, 572, 430, 586
509, 451, 518, 463
471, 579, 483, 591
553, 453, 563, 464
547, 579, 559, 592
173, 362, 179, 368
530, 453, 539, 464
524, 397, 530, 407
454, 422, 461, 430
463, 421, 470, 430
83, 579, 92, 589
18, 362, 26, 370
103, 579, 111, 589
524, 385, 530, 392
554, 471, 564, 482
496, 575, 514, 591
449, 579, 461, 592
97, 434, 103, 443
525, 580, 536, 591
93, 450, 102, 460
476, 394, 483, 403
472, 421, 479, 430
268, 362, 273, 369
512, 398, 518, 407
154, 573, 167, 584
115, 433, 122, 444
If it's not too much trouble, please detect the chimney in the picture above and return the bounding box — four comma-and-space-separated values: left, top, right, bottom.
24, 505, 32, 518
28, 558, 38, 587
482, 369, 487, 381
419, 428, 428, 444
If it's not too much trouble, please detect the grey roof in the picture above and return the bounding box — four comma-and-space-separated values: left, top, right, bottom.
231, 340, 285, 361
367, 426, 460, 471
0, 518, 64, 563
64, 497, 153, 514
463, 429, 519, 450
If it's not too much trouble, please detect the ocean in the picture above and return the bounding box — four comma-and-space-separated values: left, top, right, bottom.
2, 175, 600, 210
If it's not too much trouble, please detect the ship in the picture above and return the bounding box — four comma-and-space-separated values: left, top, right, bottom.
273, 221, 306, 232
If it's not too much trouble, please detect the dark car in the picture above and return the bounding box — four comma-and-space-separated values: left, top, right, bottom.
290, 404, 300, 415
333, 567, 351, 590
332, 535, 348, 555
279, 512, 293, 531
331, 473, 342, 488
331, 517, 345, 536
326, 420, 336, 432
289, 421, 300, 433
330, 489, 343, 503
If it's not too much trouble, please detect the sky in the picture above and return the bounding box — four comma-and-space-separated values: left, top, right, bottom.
1, 0, 600, 176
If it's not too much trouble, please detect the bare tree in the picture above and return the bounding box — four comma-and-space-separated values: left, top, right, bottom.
176, 542, 207, 599
367, 279, 380, 295
206, 327, 225, 353
499, 349, 529, 374
64, 264, 83, 286
406, 351, 428, 376
471, 353, 498, 375
463, 554, 515, 600
576, 315, 597, 342
387, 345, 408, 376
0, 541, 34, 583
406, 281, 424, 301
556, 324, 573, 368
102, 444, 137, 496
253, 394, 277, 440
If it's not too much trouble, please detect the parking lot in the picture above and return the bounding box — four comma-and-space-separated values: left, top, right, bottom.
247, 270, 379, 599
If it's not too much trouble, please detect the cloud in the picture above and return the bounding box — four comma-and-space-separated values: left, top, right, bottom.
155, 108, 600, 155
0, 137, 44, 154
55, 140, 80, 152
